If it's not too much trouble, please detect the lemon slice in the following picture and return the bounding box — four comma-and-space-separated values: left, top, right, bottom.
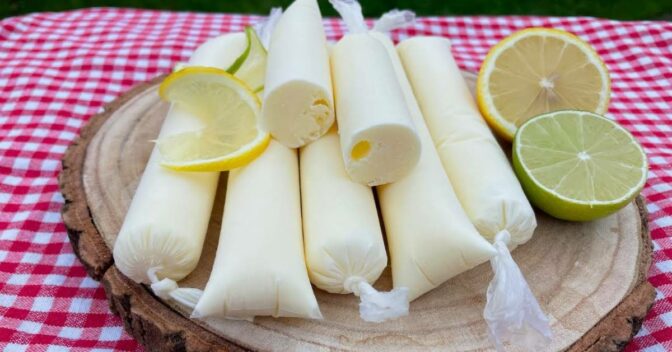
477, 28, 610, 141
227, 27, 266, 92
157, 66, 270, 171
513, 110, 647, 221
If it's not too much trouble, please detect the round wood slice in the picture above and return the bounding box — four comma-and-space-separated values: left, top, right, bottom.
60, 72, 655, 352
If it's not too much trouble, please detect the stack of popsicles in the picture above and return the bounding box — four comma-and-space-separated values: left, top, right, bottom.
113, 0, 550, 348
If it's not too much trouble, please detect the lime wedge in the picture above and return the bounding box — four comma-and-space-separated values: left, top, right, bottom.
227, 27, 266, 92
513, 110, 647, 221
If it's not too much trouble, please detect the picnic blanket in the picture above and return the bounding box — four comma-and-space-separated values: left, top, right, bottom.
1, 8, 671, 351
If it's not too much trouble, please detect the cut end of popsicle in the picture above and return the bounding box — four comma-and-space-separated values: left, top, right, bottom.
261, 81, 334, 148
343, 124, 421, 186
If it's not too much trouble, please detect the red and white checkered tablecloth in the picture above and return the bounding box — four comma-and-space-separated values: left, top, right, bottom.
0, 7, 670, 351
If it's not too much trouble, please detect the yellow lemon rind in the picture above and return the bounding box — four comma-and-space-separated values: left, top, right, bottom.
157, 66, 266, 171
160, 132, 271, 172
158, 66, 260, 104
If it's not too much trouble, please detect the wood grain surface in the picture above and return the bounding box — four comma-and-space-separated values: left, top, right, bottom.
59, 73, 655, 351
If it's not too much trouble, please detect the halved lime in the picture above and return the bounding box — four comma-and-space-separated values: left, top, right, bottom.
513, 110, 647, 221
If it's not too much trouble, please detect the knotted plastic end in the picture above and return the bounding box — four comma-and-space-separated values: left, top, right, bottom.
328, 0, 369, 34
253, 7, 283, 49
346, 277, 409, 323
372, 9, 416, 34
147, 267, 202, 310
484, 231, 552, 351
329, 0, 415, 37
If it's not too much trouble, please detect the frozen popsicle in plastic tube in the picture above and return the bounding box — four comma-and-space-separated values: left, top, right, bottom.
301, 127, 409, 322
329, 0, 421, 186
397, 36, 537, 247
329, 0, 492, 313
330, 1, 551, 348
261, 0, 334, 148
193, 140, 322, 320
397, 36, 552, 351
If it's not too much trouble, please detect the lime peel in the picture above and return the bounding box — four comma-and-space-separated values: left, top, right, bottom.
233, 26, 267, 92
225, 27, 253, 75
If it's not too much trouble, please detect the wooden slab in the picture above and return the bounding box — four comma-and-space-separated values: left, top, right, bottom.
59, 73, 655, 351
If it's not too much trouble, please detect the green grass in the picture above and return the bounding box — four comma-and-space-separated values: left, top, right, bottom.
3, 0, 672, 20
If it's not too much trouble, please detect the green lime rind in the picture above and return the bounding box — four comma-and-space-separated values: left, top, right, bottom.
513, 151, 634, 221
512, 110, 648, 222
225, 28, 252, 75
233, 26, 267, 92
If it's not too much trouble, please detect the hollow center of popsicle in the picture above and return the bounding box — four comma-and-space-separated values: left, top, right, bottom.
351, 140, 371, 160
311, 99, 331, 126
312, 98, 330, 108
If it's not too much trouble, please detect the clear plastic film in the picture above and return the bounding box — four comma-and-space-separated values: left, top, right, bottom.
346, 278, 409, 322
328, 0, 368, 33
330, 0, 415, 35
485, 231, 552, 351
253, 7, 283, 49
147, 267, 202, 310
148, 268, 255, 322
372, 9, 415, 34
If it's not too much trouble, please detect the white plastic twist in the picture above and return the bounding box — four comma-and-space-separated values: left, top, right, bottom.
150, 277, 178, 300
330, 0, 416, 36
372, 9, 416, 34
345, 276, 409, 322
147, 267, 203, 310
484, 231, 552, 351
328, 0, 368, 33
253, 7, 283, 49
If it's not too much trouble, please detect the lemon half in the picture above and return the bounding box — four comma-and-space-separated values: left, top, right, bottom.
477, 28, 610, 141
